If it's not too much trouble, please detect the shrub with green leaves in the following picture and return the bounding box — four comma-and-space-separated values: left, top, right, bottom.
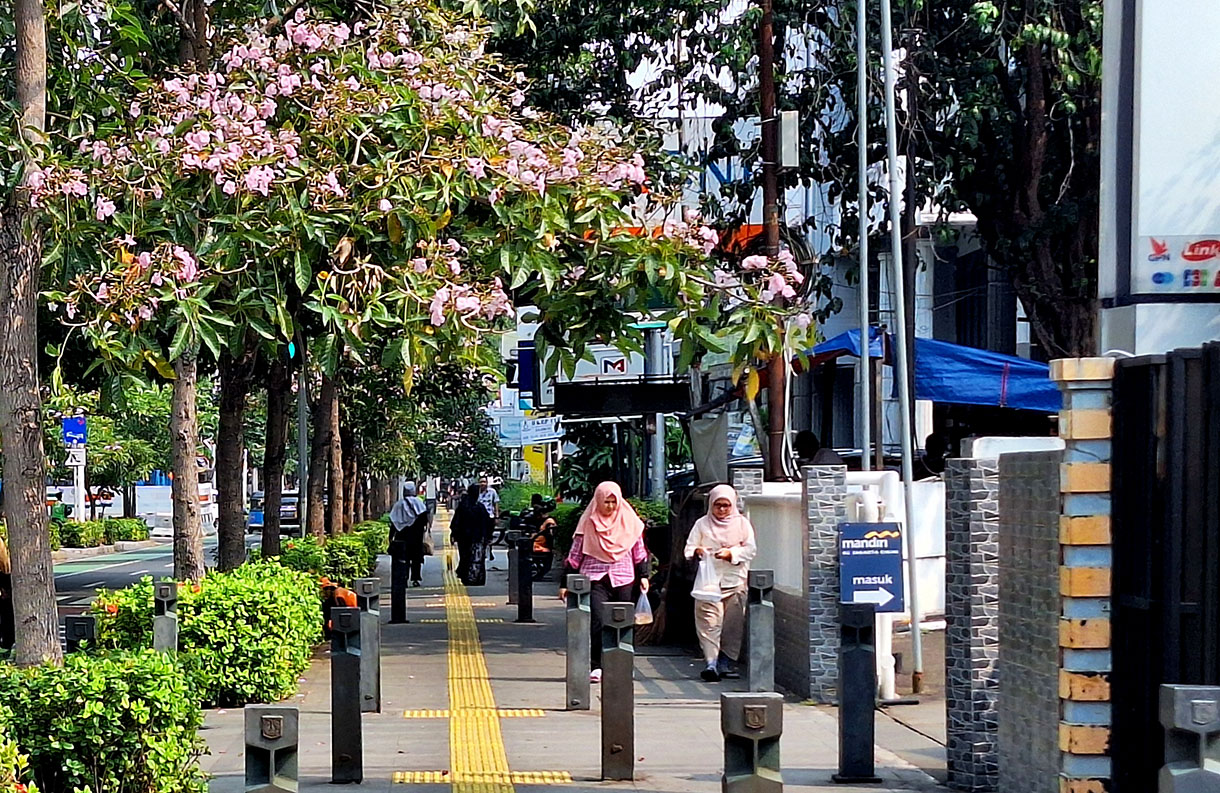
321, 533, 373, 586
0, 650, 206, 793
499, 482, 555, 515
58, 519, 107, 548
92, 562, 323, 707
552, 503, 583, 556
278, 535, 326, 576
103, 517, 150, 543
0, 710, 37, 793
353, 521, 389, 563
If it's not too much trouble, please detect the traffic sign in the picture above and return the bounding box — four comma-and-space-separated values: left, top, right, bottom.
65, 446, 87, 468
61, 417, 87, 445
839, 522, 905, 613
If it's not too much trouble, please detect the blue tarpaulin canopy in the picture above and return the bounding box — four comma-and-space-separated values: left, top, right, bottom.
803, 328, 1060, 413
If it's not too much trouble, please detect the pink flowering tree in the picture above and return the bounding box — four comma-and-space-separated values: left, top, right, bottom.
30, 0, 811, 567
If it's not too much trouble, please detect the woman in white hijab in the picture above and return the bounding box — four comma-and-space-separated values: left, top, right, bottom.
390, 482, 430, 586
685, 484, 757, 682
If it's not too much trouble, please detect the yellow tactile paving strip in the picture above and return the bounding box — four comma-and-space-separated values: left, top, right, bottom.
393, 772, 573, 785
418, 618, 504, 624
403, 708, 545, 719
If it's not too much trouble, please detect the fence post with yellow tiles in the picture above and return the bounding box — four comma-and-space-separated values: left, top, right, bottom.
1051, 357, 1115, 793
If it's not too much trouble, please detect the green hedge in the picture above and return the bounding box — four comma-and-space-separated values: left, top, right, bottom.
0, 712, 36, 793
551, 498, 668, 557
271, 523, 386, 586
0, 521, 59, 552
104, 518, 150, 543
0, 650, 206, 793
499, 482, 555, 515
92, 562, 322, 707
59, 520, 107, 548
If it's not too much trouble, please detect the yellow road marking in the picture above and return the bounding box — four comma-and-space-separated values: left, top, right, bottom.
402, 708, 544, 719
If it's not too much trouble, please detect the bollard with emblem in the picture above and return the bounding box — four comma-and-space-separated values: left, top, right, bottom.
153, 581, 178, 654
601, 601, 635, 781
353, 577, 382, 714
832, 602, 881, 784
721, 692, 784, 793
515, 534, 536, 623
1159, 684, 1220, 792
565, 574, 592, 710
330, 606, 363, 783
245, 705, 299, 792
747, 570, 776, 693
505, 530, 522, 605
64, 614, 96, 653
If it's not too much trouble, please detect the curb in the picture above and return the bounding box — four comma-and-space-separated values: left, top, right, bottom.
53, 539, 160, 563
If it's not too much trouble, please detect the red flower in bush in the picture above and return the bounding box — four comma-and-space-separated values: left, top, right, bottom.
105, 603, 118, 615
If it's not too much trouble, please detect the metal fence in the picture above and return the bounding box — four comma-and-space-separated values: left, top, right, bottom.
1111, 343, 1220, 790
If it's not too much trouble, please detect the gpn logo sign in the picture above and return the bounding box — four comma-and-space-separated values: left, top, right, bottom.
839, 522, 905, 613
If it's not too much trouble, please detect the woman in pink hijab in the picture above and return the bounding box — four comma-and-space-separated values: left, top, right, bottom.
560, 481, 650, 682
685, 484, 757, 681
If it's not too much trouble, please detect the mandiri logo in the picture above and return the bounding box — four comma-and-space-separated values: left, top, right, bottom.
1148, 238, 1171, 261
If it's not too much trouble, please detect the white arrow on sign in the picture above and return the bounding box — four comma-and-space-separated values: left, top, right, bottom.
854, 588, 895, 606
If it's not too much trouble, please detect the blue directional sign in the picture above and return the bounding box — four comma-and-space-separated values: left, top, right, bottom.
839, 522, 905, 613
61, 416, 88, 446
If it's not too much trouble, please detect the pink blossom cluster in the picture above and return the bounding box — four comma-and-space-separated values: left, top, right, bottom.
427, 277, 512, 327
661, 210, 720, 256
597, 153, 648, 188
757, 250, 805, 302
58, 239, 202, 328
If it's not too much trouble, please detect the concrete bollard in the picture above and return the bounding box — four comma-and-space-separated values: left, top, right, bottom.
64, 614, 96, 653
747, 570, 775, 693
515, 534, 536, 623
353, 577, 382, 714
565, 574, 592, 711
245, 705, 299, 792
330, 606, 363, 783
601, 601, 635, 782
721, 692, 784, 793
153, 581, 178, 654
390, 550, 408, 624
505, 530, 522, 605
832, 602, 881, 784
1160, 684, 1220, 792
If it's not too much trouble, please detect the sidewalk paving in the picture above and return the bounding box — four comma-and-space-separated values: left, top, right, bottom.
201, 516, 945, 792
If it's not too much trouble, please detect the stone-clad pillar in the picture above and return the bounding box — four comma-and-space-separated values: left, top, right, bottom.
1051, 358, 1116, 793
803, 465, 847, 704
944, 458, 1001, 792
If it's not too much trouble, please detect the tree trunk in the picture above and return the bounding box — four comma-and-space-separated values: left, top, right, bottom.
356, 469, 367, 524
2, 0, 61, 668
306, 374, 334, 540
341, 429, 356, 532
0, 206, 60, 667
123, 483, 137, 519
171, 350, 205, 582
261, 360, 291, 557
327, 383, 345, 534
216, 350, 256, 571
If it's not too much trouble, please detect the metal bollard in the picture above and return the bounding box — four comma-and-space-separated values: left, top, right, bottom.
832, 602, 881, 784
330, 606, 363, 783
245, 705, 299, 792
515, 534, 535, 623
565, 574, 592, 710
64, 614, 96, 653
601, 601, 635, 781
747, 570, 776, 693
505, 530, 522, 605
353, 577, 382, 714
390, 549, 408, 624
1159, 684, 1220, 791
153, 581, 178, 654
722, 692, 784, 793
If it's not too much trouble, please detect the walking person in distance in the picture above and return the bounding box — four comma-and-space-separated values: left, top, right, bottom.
686, 484, 757, 682
389, 482, 430, 587
559, 481, 649, 683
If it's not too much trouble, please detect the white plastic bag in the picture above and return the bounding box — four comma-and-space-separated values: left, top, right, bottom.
635, 593, 653, 625
691, 555, 722, 602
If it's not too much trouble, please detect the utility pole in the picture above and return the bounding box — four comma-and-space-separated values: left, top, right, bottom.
759, 0, 786, 482
856, 0, 871, 472
879, 0, 924, 694
297, 342, 309, 528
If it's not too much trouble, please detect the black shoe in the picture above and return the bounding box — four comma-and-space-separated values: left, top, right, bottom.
701, 664, 721, 683
412, 580, 422, 587
718, 665, 741, 679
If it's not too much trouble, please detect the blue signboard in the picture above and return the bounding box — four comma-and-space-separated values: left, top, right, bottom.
61, 417, 88, 446
839, 522, 905, 613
